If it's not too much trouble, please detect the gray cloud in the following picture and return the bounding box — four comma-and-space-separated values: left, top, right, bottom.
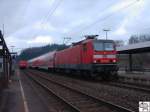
0, 0, 149, 52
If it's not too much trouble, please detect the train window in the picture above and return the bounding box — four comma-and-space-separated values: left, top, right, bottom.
104, 43, 114, 51
83, 43, 87, 51
94, 42, 103, 51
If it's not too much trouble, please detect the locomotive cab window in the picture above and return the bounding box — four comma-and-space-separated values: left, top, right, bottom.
94, 41, 114, 51
104, 42, 114, 51
94, 42, 103, 51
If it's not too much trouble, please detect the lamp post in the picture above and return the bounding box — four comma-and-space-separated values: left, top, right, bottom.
103, 29, 110, 40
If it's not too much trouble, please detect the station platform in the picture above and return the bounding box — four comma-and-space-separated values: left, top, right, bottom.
0, 70, 25, 112
119, 71, 150, 79
0, 69, 49, 112
118, 71, 150, 85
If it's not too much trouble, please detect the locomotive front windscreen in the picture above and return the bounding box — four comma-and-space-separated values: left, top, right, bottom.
94, 42, 114, 51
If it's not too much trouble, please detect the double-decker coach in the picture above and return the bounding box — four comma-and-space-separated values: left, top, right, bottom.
28, 51, 56, 70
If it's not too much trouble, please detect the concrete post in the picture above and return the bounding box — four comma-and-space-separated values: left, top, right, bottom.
129, 53, 133, 72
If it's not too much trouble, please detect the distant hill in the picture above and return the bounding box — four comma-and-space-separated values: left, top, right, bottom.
17, 44, 68, 61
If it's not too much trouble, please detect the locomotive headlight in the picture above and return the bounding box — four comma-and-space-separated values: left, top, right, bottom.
112, 59, 116, 63
94, 60, 97, 63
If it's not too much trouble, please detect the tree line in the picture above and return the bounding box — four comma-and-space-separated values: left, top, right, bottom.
115, 34, 150, 47
17, 44, 68, 61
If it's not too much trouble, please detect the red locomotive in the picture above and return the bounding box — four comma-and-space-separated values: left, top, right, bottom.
19, 60, 28, 69
28, 35, 118, 79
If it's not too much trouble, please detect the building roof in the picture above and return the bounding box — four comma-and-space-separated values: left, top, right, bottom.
117, 41, 150, 54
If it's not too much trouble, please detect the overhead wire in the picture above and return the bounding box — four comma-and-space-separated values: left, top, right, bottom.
41, 0, 63, 25
68, 0, 140, 37
62, 1, 118, 42
32, 0, 63, 39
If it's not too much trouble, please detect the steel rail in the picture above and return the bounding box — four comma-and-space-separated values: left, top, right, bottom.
107, 82, 150, 93
28, 70, 135, 112
24, 71, 81, 112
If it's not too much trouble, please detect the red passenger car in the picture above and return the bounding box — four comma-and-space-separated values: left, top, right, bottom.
19, 60, 28, 69
28, 51, 56, 69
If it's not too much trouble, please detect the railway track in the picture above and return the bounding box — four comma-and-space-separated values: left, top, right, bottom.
106, 82, 150, 93
21, 71, 51, 112
26, 70, 134, 112
23, 70, 79, 112
33, 69, 150, 93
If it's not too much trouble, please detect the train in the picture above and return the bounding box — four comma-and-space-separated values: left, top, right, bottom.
19, 60, 28, 69
26, 35, 118, 79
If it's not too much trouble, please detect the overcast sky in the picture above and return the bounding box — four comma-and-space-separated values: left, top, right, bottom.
0, 0, 149, 52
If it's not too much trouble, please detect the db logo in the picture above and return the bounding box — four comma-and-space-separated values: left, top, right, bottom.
139, 102, 150, 112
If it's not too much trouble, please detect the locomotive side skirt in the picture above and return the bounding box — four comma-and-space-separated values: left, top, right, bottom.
55, 64, 118, 72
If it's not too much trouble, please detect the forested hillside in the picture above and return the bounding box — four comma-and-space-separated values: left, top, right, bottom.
18, 44, 68, 61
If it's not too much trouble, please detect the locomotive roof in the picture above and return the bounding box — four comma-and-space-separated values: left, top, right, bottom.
73, 38, 114, 45
93, 39, 114, 43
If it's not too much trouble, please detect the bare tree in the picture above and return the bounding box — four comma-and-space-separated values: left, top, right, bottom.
115, 40, 125, 47
128, 34, 150, 44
